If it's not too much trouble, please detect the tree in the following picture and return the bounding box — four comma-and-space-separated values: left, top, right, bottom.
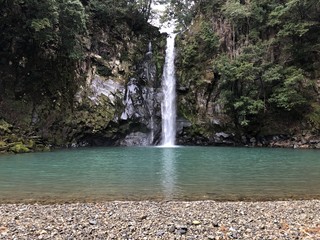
58, 0, 87, 59
0, 0, 87, 105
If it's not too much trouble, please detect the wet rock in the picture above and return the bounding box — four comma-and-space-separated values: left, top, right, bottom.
215, 132, 230, 139
176, 117, 192, 135
119, 132, 150, 146
87, 77, 124, 105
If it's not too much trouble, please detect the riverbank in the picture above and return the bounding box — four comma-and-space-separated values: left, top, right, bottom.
1, 200, 319, 239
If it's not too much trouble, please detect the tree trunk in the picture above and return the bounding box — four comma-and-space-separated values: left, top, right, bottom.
0, 76, 4, 102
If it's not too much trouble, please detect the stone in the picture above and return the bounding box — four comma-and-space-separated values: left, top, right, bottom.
213, 222, 219, 227
168, 225, 175, 233
309, 139, 320, 144
89, 220, 97, 225
176, 225, 188, 234
1, 200, 320, 239
139, 215, 148, 221
177, 228, 187, 235
119, 132, 150, 146
215, 132, 230, 139
0, 226, 8, 235
156, 230, 165, 236
192, 220, 201, 225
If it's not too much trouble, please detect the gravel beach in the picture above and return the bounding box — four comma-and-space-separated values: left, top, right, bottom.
1, 200, 320, 239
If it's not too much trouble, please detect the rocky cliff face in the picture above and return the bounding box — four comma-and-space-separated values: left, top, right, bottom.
174, 14, 320, 149
73, 41, 163, 147
56, 25, 165, 147
0, 21, 166, 153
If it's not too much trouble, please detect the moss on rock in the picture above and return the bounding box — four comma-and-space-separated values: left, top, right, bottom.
0, 119, 12, 134
9, 143, 30, 154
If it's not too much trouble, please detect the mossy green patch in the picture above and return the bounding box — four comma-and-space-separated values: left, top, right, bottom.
0, 141, 8, 151
9, 143, 30, 153
0, 119, 12, 134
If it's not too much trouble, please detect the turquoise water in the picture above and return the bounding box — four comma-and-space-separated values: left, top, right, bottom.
0, 146, 319, 203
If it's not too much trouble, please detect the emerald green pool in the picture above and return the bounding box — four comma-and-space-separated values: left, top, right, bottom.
0, 146, 319, 203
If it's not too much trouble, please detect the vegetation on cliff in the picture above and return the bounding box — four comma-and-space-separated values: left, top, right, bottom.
172, 0, 320, 146
1, 0, 319, 151
0, 0, 164, 152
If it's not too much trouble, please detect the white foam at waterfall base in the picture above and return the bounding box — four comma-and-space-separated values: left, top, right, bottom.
161, 27, 177, 147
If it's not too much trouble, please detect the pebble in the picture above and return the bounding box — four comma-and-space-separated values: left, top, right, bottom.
89, 220, 97, 225
177, 228, 187, 235
0, 200, 319, 239
212, 222, 219, 227
0, 226, 8, 235
156, 230, 165, 236
168, 225, 175, 233
139, 215, 147, 221
192, 220, 201, 225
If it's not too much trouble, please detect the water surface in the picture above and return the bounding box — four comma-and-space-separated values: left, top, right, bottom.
0, 146, 319, 203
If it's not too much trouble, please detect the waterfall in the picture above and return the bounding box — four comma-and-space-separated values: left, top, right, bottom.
148, 41, 152, 53
146, 41, 155, 144
161, 32, 177, 146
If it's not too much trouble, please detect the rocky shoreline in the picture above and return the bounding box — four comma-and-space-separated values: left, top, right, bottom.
1, 200, 319, 239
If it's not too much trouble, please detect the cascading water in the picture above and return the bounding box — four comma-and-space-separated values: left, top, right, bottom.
161, 30, 177, 146
146, 41, 155, 144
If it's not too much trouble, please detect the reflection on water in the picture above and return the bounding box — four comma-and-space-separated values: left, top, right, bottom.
0, 146, 320, 203
161, 148, 177, 199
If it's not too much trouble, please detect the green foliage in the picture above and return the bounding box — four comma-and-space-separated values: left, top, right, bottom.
0, 0, 157, 100
234, 97, 264, 126
222, 0, 251, 22
31, 18, 52, 32
269, 67, 307, 111
180, 40, 198, 66
8, 0, 60, 50
89, 0, 128, 26
0, 119, 12, 134
9, 143, 30, 154
214, 47, 266, 127
269, 88, 306, 111
198, 22, 219, 53
277, 22, 315, 38
161, 0, 196, 30
175, 0, 320, 134
261, 65, 282, 83
307, 103, 320, 129
59, 0, 87, 59
179, 20, 219, 69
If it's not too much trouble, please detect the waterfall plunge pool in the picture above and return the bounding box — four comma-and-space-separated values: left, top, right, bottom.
0, 146, 319, 203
